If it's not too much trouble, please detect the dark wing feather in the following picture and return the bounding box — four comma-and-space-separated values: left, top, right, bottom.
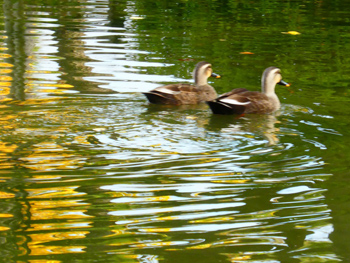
216, 88, 249, 100
208, 89, 275, 114
207, 89, 251, 115
143, 91, 177, 104
207, 100, 246, 115
228, 91, 274, 113
158, 84, 198, 92
143, 84, 202, 105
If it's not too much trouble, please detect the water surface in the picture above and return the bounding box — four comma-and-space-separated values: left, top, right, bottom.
0, 0, 349, 262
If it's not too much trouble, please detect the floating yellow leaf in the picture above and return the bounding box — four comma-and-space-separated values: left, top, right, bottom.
282, 31, 301, 35
240, 52, 254, 55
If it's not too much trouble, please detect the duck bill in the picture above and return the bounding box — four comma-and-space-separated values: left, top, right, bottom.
211, 72, 221, 79
277, 80, 290, 87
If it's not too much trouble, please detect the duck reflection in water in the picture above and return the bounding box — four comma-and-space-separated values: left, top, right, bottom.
206, 113, 281, 146
205, 66, 291, 145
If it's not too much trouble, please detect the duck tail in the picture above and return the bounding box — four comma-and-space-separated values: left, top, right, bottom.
143, 92, 178, 105
143, 92, 164, 104
207, 100, 246, 115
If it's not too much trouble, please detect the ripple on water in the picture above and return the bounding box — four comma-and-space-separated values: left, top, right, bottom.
0, 1, 341, 261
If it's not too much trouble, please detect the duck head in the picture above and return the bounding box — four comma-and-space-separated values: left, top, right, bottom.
262, 67, 290, 95
194, 61, 220, 85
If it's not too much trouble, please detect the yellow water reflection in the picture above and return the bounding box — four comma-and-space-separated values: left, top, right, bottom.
30, 206, 91, 221
27, 186, 86, 199
29, 198, 90, 221
29, 243, 87, 256
134, 241, 178, 248
28, 260, 61, 263
0, 141, 17, 154
0, 213, 13, 218
29, 221, 93, 232
186, 243, 211, 250
0, 191, 15, 198
0, 75, 12, 81
0, 184, 95, 256
18, 142, 86, 171
0, 0, 341, 262
23, 186, 93, 256
0, 62, 13, 68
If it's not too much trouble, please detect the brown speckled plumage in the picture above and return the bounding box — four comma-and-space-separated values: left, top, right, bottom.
207, 67, 290, 115
143, 61, 220, 105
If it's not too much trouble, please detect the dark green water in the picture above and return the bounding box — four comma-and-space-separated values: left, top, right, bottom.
0, 0, 350, 262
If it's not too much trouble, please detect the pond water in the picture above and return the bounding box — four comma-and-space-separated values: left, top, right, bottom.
1, 0, 350, 262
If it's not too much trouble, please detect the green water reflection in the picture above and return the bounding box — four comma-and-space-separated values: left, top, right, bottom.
0, 0, 349, 262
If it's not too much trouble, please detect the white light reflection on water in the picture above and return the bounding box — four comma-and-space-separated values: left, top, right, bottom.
0, 0, 347, 262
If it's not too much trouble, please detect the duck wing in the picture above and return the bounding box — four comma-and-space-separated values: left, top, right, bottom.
221, 91, 275, 114
207, 88, 250, 115
208, 89, 275, 115
217, 88, 249, 99
154, 84, 198, 93
237, 91, 276, 113
143, 84, 200, 105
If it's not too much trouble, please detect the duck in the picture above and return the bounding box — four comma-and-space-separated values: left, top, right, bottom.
207, 67, 290, 115
143, 61, 220, 105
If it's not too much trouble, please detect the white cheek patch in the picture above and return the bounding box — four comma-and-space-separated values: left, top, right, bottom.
220, 98, 251, 105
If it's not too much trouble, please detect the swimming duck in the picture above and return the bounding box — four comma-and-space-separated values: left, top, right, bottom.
207, 67, 290, 115
143, 61, 220, 105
